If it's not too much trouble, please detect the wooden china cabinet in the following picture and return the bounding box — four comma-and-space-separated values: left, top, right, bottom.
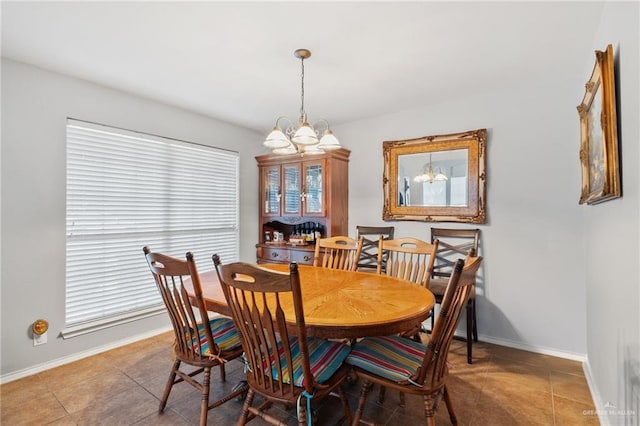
256, 148, 350, 265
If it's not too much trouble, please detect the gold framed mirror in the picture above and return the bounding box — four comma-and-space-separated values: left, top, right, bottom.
383, 128, 487, 223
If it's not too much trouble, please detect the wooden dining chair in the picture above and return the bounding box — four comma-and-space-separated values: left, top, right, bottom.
346, 255, 483, 426
355, 225, 395, 272
377, 237, 438, 344
313, 235, 364, 271
377, 237, 439, 289
374, 236, 439, 404
429, 227, 481, 364
213, 256, 353, 426
142, 247, 247, 426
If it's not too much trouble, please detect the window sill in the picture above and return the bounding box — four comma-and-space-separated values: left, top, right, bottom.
61, 305, 165, 339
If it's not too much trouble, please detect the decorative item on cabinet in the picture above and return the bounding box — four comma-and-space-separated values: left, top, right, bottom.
256, 148, 350, 265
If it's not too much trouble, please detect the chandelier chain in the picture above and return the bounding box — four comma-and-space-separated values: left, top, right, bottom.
300, 56, 305, 119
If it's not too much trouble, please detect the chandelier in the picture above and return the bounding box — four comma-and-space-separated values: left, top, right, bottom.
414, 153, 448, 183
263, 49, 341, 155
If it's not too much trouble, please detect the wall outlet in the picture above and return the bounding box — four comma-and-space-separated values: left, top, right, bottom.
33, 331, 47, 346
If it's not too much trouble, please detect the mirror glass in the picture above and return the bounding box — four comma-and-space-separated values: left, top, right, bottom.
397, 149, 469, 207
383, 129, 486, 223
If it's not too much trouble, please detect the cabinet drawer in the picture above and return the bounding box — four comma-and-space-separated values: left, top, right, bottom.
290, 249, 314, 265
262, 247, 290, 263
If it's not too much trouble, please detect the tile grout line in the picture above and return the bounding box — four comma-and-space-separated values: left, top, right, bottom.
550, 370, 558, 426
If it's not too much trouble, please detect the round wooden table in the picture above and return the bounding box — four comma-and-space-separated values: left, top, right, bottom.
193, 264, 435, 339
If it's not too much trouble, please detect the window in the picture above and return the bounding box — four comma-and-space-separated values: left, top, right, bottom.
63, 119, 239, 337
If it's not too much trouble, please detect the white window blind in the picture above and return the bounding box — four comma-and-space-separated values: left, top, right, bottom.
64, 119, 239, 336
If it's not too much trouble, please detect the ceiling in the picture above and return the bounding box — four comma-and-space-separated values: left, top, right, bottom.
1, 1, 605, 134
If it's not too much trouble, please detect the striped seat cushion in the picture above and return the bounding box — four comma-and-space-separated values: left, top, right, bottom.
345, 335, 426, 383
188, 317, 241, 357
270, 337, 350, 387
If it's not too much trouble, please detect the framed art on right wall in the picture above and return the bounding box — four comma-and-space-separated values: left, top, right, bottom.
577, 44, 621, 205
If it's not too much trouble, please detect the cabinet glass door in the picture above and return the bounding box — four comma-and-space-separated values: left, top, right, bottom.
304, 162, 324, 215
283, 164, 301, 215
264, 167, 280, 215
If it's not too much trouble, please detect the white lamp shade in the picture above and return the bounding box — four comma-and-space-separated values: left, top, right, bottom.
264, 127, 290, 149
292, 123, 319, 145
318, 130, 341, 151
302, 143, 324, 155
435, 171, 448, 181
272, 141, 298, 155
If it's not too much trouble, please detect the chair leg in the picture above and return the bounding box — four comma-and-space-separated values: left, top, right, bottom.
159, 360, 181, 412
219, 362, 226, 382
352, 380, 373, 426
423, 393, 437, 426
466, 302, 473, 364
472, 298, 478, 342
297, 401, 307, 426
376, 385, 386, 404
238, 388, 255, 426
337, 386, 353, 425
443, 385, 458, 425
199, 367, 211, 426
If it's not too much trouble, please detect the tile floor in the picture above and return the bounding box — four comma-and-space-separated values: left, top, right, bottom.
0, 332, 598, 425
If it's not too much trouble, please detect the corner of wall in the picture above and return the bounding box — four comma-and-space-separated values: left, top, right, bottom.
583, 356, 609, 426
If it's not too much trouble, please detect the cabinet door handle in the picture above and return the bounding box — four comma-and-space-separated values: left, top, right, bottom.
271, 252, 279, 258
303, 255, 311, 262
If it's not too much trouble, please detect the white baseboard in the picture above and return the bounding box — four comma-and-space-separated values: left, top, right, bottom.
582, 358, 608, 426
0, 326, 172, 385
478, 333, 587, 362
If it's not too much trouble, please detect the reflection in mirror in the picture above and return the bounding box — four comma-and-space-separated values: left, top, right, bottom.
383, 129, 486, 223
398, 149, 469, 207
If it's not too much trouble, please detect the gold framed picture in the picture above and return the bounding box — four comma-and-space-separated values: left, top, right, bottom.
577, 44, 620, 205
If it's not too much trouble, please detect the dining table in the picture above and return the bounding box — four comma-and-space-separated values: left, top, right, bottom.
188, 263, 435, 340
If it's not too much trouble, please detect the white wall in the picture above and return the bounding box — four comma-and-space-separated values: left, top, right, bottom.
583, 2, 640, 425
335, 52, 590, 357
333, 2, 639, 420
0, 59, 262, 377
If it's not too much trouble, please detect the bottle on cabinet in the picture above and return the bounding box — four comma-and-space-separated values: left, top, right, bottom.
304, 222, 313, 243
289, 221, 323, 244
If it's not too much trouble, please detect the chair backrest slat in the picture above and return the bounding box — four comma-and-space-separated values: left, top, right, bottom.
313, 236, 364, 271
377, 237, 439, 288
430, 228, 480, 279
356, 226, 395, 271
